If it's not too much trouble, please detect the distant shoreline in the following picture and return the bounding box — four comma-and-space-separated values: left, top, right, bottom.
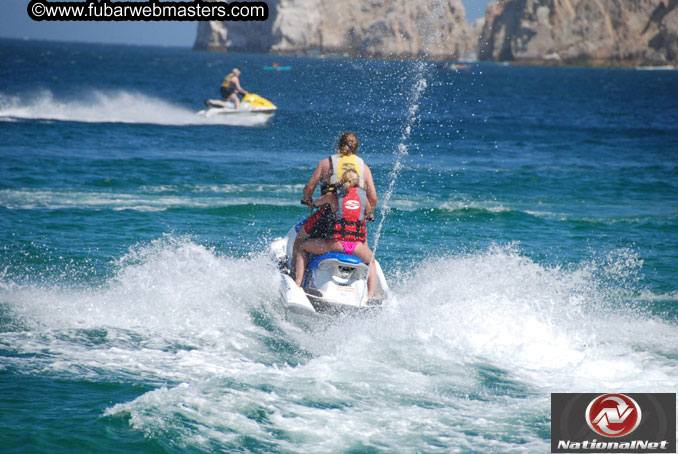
0, 35, 191, 50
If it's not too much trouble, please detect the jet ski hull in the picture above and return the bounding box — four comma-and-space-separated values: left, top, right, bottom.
197, 94, 277, 118
270, 221, 390, 323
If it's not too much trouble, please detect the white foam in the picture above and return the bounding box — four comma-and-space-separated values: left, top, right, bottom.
1, 236, 282, 382
389, 246, 678, 391
0, 90, 271, 126
638, 289, 678, 302
2, 241, 676, 451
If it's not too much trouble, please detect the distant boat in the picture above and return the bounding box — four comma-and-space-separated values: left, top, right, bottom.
263, 64, 291, 71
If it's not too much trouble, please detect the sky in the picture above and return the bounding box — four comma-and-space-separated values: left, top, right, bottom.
0, 0, 492, 47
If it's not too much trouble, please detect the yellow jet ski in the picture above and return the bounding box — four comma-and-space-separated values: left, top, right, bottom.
198, 94, 277, 117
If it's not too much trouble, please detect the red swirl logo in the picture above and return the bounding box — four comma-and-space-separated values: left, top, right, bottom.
585, 394, 641, 438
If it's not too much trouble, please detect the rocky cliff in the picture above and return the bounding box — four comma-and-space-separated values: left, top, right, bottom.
270, 0, 470, 58
478, 0, 678, 65
194, 0, 471, 59
195, 0, 678, 66
194, 0, 279, 52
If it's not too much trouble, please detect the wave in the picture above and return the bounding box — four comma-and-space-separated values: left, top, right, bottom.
1, 240, 676, 451
638, 290, 678, 302
4, 187, 674, 231
434, 199, 678, 226
0, 90, 272, 127
0, 187, 303, 211
138, 183, 305, 194
0, 187, 526, 215
438, 199, 512, 214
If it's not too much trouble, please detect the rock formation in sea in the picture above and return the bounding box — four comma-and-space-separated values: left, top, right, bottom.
194, 0, 279, 52
194, 20, 229, 51
194, 0, 471, 59
194, 0, 678, 66
270, 0, 470, 58
477, 0, 678, 65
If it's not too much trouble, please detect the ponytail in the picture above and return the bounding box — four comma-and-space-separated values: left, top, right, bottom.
337, 132, 359, 157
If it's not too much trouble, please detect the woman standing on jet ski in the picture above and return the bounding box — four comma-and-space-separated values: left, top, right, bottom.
291, 132, 378, 273
294, 169, 377, 298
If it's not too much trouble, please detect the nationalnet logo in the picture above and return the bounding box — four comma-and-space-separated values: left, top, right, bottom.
586, 394, 642, 438
551, 393, 676, 453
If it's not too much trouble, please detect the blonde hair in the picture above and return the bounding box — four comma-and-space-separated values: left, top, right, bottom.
337, 132, 358, 157
340, 169, 360, 192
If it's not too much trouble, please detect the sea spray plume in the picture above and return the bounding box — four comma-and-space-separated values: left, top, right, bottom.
371, 0, 447, 255
371, 71, 428, 256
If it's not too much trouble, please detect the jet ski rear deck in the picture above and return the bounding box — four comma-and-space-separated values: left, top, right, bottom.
271, 222, 390, 324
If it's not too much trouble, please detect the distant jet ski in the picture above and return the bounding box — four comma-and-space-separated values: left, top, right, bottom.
198, 93, 277, 117
437, 61, 467, 71
270, 220, 390, 325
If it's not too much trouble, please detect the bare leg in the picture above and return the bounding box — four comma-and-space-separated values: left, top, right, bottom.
352, 243, 376, 299
294, 249, 307, 287
229, 93, 240, 109
367, 262, 376, 299
295, 239, 341, 287
290, 227, 309, 278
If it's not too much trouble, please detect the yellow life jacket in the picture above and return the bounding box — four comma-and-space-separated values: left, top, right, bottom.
329, 153, 365, 189
221, 73, 234, 88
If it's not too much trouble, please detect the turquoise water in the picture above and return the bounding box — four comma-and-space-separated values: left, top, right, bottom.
1, 38, 677, 453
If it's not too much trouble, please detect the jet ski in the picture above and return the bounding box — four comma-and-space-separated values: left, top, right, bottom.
270, 220, 390, 324
437, 61, 467, 71
198, 93, 277, 118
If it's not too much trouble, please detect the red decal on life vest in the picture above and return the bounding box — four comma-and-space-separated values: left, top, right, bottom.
341, 189, 362, 223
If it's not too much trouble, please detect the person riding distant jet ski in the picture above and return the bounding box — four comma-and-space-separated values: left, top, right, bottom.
291, 132, 378, 275
220, 68, 248, 109
295, 169, 377, 298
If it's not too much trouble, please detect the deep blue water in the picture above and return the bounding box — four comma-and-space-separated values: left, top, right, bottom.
1, 38, 677, 453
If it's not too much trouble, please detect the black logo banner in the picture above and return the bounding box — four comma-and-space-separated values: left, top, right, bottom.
552, 393, 676, 453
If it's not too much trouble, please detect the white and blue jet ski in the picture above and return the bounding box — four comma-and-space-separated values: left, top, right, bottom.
270, 220, 390, 323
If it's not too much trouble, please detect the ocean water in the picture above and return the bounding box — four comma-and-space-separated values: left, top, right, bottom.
1, 38, 677, 453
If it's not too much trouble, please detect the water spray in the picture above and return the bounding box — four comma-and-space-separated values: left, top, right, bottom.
370, 66, 430, 256
370, 0, 445, 258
